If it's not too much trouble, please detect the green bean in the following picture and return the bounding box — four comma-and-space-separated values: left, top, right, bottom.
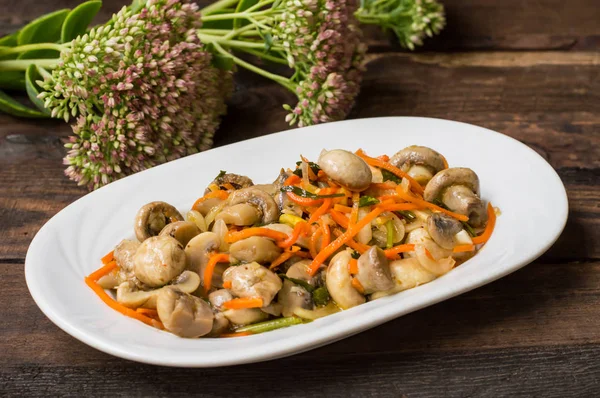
235, 316, 304, 334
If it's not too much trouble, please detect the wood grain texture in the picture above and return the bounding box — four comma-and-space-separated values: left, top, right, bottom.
1, 0, 600, 396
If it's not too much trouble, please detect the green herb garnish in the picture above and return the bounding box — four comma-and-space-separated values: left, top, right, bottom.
385, 220, 394, 249
462, 221, 477, 237
358, 195, 380, 207
395, 210, 416, 221
312, 286, 331, 307
279, 274, 315, 293
350, 250, 361, 259
293, 161, 322, 178
381, 169, 402, 184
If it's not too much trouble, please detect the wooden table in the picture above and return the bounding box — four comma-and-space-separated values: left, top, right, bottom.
1, 0, 599, 396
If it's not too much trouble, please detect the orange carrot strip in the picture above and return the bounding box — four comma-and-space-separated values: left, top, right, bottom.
453, 244, 476, 253
332, 229, 370, 253
333, 204, 352, 213
301, 155, 318, 181
357, 149, 424, 194
225, 227, 289, 243
284, 174, 301, 186
329, 209, 350, 229
395, 187, 469, 222
309, 227, 323, 258
279, 221, 307, 249
377, 194, 403, 202
351, 277, 365, 294
349, 192, 360, 226
286, 191, 324, 207
377, 154, 390, 162
220, 331, 253, 338
305, 198, 333, 234
348, 258, 359, 274
370, 182, 398, 190
192, 190, 229, 210
309, 206, 385, 275
384, 244, 415, 259
223, 280, 232, 289
320, 218, 331, 247
101, 251, 114, 265
204, 253, 230, 293
269, 251, 295, 270
378, 203, 421, 212
472, 203, 496, 245
85, 277, 163, 329
88, 260, 118, 282
136, 308, 159, 317
223, 297, 264, 310
222, 183, 236, 191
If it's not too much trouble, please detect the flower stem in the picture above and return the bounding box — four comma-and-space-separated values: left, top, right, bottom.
200, 9, 272, 21
0, 43, 67, 55
0, 58, 58, 71
197, 32, 281, 50
236, 47, 288, 65
200, 0, 240, 15
222, 23, 261, 40
211, 41, 294, 91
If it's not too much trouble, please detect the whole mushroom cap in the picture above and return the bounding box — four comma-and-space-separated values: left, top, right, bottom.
389, 145, 446, 173
133, 236, 187, 288
318, 149, 372, 191
424, 168, 481, 202
134, 201, 184, 242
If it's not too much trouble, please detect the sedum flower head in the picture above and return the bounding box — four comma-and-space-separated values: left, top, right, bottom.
40, 0, 232, 189
273, 0, 366, 127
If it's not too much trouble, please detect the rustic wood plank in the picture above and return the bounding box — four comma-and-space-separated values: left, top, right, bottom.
4, 260, 600, 366
0, 0, 599, 51
2, 261, 600, 395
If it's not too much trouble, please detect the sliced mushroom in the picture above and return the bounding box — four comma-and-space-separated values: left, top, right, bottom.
157, 287, 214, 338
285, 259, 313, 283
223, 308, 268, 326
194, 197, 224, 216
261, 302, 283, 317
229, 236, 282, 264
116, 270, 201, 308
278, 279, 313, 317
370, 257, 437, 300
355, 246, 394, 294
424, 168, 487, 227
208, 289, 234, 309
404, 228, 451, 260
185, 232, 226, 288
159, 221, 200, 247
215, 203, 262, 226
222, 262, 282, 306
253, 183, 277, 196
389, 146, 446, 185
205, 173, 254, 194
427, 213, 463, 250
326, 251, 365, 309
228, 187, 280, 224
134, 201, 184, 242
133, 236, 186, 288
208, 312, 230, 337
98, 239, 141, 289
318, 149, 372, 191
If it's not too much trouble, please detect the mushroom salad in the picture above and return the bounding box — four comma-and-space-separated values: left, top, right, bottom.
86, 146, 498, 338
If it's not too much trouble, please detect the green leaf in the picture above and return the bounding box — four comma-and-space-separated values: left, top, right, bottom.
358, 195, 380, 207
0, 89, 48, 118
18, 9, 70, 45
0, 33, 18, 46
0, 71, 26, 90
61, 1, 103, 43
17, 49, 60, 59
264, 32, 273, 51
312, 287, 330, 307
25, 65, 51, 115
233, 0, 259, 29
381, 169, 402, 184
130, 0, 144, 13
201, 10, 235, 29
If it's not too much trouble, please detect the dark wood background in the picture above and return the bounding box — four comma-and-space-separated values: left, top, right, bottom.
1, 0, 599, 396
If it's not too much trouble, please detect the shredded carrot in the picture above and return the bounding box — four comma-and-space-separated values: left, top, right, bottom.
395, 187, 469, 222
269, 246, 300, 270
370, 182, 398, 190
357, 149, 424, 194
351, 277, 365, 294
383, 244, 415, 259
333, 204, 352, 213
453, 244, 475, 253
320, 218, 331, 247
85, 277, 163, 329
286, 191, 324, 207
378, 203, 421, 212
309, 227, 323, 258
88, 260, 118, 282
220, 331, 253, 338
348, 258, 359, 274
305, 198, 333, 234
222, 182, 236, 191
223, 297, 264, 310
284, 174, 301, 186
223, 280, 232, 289
377, 194, 402, 202
279, 221, 307, 249
301, 155, 318, 180
377, 154, 390, 162
101, 251, 114, 265
136, 308, 159, 317
332, 229, 370, 253
192, 190, 229, 210
440, 154, 449, 169
309, 206, 385, 275
204, 253, 230, 293
225, 227, 289, 243
472, 203, 496, 245
329, 209, 350, 229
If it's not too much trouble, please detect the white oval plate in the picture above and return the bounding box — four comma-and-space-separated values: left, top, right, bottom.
25, 117, 567, 367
